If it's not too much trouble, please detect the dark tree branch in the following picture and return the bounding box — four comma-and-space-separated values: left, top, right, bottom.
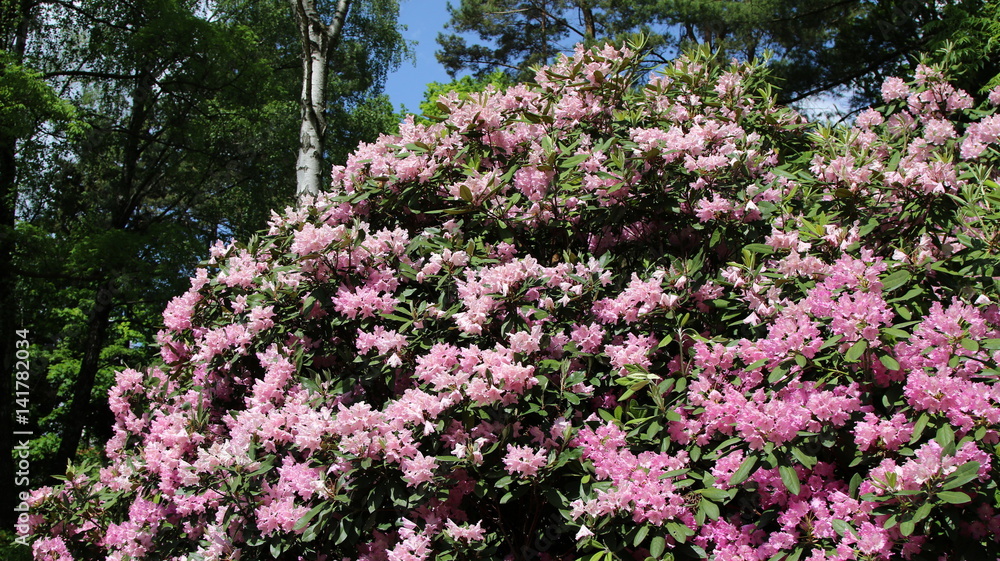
783, 38, 929, 104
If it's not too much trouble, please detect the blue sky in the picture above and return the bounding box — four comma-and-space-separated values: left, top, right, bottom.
383, 0, 456, 115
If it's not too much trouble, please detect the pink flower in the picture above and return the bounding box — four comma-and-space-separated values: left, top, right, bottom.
163, 289, 200, 331
508, 325, 543, 354
853, 412, 913, 451
401, 452, 437, 486
356, 326, 408, 356
856, 522, 889, 556
855, 108, 884, 128
256, 496, 310, 535
923, 118, 956, 145
444, 519, 485, 542
570, 322, 604, 354
33, 536, 73, 561
881, 77, 909, 102
694, 194, 734, 222
503, 444, 548, 477
604, 333, 657, 375
989, 85, 1000, 106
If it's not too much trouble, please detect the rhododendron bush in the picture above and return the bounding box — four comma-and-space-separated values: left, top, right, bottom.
27, 43, 1000, 561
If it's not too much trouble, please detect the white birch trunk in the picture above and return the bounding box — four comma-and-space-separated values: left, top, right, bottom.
292, 0, 350, 201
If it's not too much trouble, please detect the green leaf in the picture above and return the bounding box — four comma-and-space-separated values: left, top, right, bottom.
458, 184, 473, 202
649, 535, 666, 557
294, 502, 328, 531
845, 339, 868, 362
699, 497, 720, 520
698, 487, 730, 501
936, 490, 971, 504
561, 153, 589, 169
248, 457, 274, 476
767, 363, 789, 384
909, 413, 930, 444
942, 461, 980, 490
880, 269, 911, 293
881, 327, 910, 339
730, 454, 758, 486
960, 338, 980, 352
790, 446, 816, 469
899, 519, 915, 536
744, 243, 775, 254
935, 424, 956, 456
849, 473, 863, 499
666, 521, 692, 543
879, 354, 901, 371
831, 519, 852, 537
819, 334, 843, 350
634, 525, 650, 547
912, 501, 933, 523
779, 465, 801, 496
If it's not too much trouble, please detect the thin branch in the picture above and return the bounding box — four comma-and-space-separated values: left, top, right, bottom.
43, 70, 138, 81
43, 0, 132, 31
764, 0, 860, 25
783, 38, 929, 104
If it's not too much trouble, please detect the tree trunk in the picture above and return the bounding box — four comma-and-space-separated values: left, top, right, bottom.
51, 63, 154, 477
51, 280, 115, 476
291, 0, 351, 200
577, 0, 595, 41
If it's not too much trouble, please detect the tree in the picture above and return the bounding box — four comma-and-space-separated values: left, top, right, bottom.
436, 0, 673, 81
7, 0, 297, 487
26, 42, 1000, 560
291, 0, 410, 199
436, 0, 1000, 108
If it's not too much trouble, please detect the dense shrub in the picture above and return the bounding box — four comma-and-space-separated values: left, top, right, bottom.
26, 43, 1000, 561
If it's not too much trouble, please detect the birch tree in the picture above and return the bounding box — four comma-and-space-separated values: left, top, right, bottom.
291, 0, 409, 200
292, 0, 348, 200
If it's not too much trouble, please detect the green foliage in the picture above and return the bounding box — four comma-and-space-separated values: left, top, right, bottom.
417, 70, 512, 122
0, 529, 31, 561
328, 0, 413, 103
327, 94, 407, 167
922, 0, 1000, 93
0, 51, 76, 141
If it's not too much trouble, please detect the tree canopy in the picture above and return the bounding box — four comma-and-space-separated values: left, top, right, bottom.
436, 0, 1000, 107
